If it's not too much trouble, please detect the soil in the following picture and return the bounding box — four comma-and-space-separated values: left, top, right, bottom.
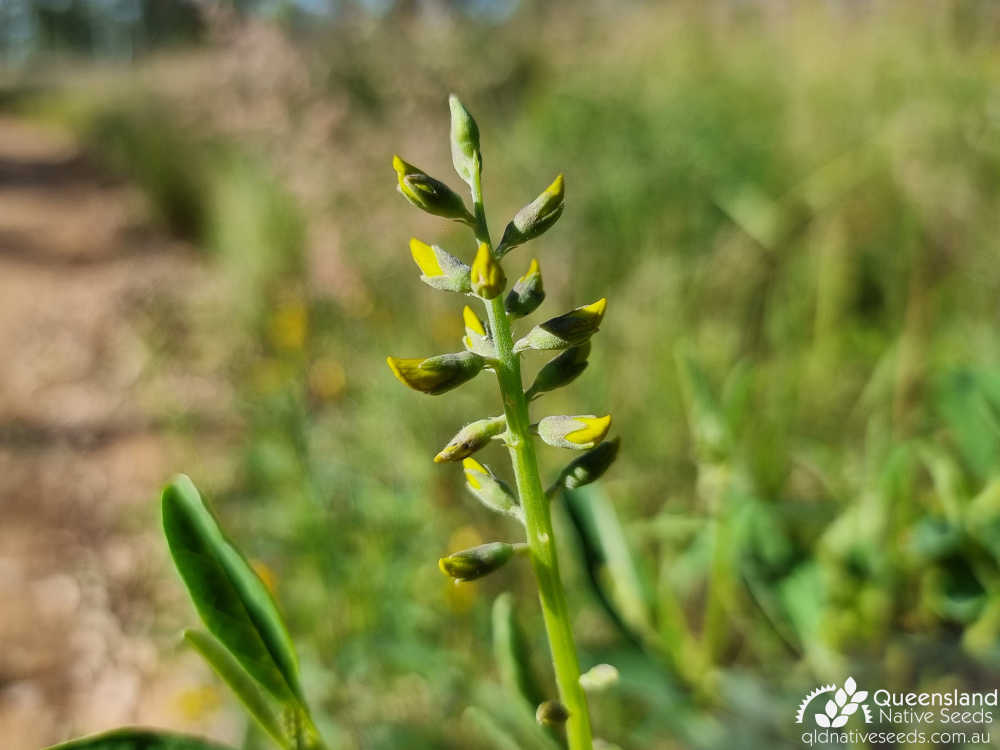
0, 116, 243, 749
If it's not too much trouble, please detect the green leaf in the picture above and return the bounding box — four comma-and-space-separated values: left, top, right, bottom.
564, 485, 653, 638
162, 475, 303, 704
183, 630, 289, 749
491, 593, 545, 709
44, 728, 236, 750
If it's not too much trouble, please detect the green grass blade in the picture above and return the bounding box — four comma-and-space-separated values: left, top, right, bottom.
44, 728, 236, 750
184, 629, 290, 749
162, 475, 304, 704
491, 592, 545, 709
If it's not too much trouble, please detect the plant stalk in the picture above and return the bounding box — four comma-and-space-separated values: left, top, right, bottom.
472, 169, 594, 750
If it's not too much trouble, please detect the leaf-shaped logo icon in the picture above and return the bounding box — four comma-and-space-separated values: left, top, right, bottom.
852, 691, 869, 703
825, 700, 838, 718
832, 715, 849, 728
842, 703, 858, 716
844, 677, 857, 695
815, 714, 831, 728
835, 688, 847, 707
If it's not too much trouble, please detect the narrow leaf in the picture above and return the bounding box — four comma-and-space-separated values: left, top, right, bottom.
45, 728, 236, 750
492, 593, 545, 708
184, 630, 289, 749
162, 475, 303, 703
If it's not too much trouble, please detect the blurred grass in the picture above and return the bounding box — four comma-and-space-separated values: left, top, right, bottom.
8, 2, 1000, 747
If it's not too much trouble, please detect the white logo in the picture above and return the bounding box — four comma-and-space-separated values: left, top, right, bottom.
796, 677, 873, 728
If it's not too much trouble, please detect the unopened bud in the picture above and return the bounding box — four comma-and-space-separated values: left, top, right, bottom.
504, 258, 545, 318
535, 700, 570, 727
579, 663, 619, 692
462, 305, 495, 358
386, 351, 484, 395
514, 298, 606, 353
463, 458, 522, 520
449, 94, 481, 186
556, 437, 621, 490
497, 174, 564, 257
409, 238, 471, 293
393, 155, 473, 224
470, 242, 506, 299
538, 414, 611, 450
434, 415, 506, 463
439, 541, 514, 582
525, 343, 590, 400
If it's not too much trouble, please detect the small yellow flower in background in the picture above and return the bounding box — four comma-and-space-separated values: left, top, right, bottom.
309, 357, 347, 401
174, 685, 222, 721
269, 300, 308, 352
251, 559, 278, 595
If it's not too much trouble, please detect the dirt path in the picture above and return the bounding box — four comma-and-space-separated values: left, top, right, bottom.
0, 116, 240, 749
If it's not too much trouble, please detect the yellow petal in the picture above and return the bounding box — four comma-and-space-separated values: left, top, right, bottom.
463, 305, 486, 336
565, 414, 612, 446
463, 457, 487, 489
410, 238, 445, 277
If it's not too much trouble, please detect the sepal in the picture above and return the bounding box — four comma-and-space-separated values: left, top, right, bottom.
462, 305, 495, 358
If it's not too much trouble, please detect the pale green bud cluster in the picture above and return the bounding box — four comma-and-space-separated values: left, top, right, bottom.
385, 94, 619, 593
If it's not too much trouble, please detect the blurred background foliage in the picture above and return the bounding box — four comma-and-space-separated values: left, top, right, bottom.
6, 0, 1000, 748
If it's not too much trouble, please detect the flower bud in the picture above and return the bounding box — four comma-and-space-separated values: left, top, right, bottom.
555, 437, 621, 490
535, 700, 570, 727
504, 258, 545, 318
439, 541, 514, 582
463, 458, 522, 520
538, 414, 611, 450
386, 351, 485, 395
462, 305, 495, 358
514, 298, 606, 353
434, 415, 506, 463
497, 174, 565, 256
449, 94, 481, 186
579, 663, 619, 692
470, 242, 506, 299
409, 238, 471, 293
393, 155, 473, 224
525, 343, 590, 400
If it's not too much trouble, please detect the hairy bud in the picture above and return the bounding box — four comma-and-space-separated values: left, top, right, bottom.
462, 305, 495, 358
535, 700, 571, 727
514, 298, 606, 353
471, 242, 506, 299
497, 174, 565, 256
463, 458, 522, 520
393, 155, 473, 224
525, 343, 590, 400
555, 437, 621, 490
538, 414, 611, 450
409, 238, 471, 293
449, 94, 481, 186
439, 541, 514, 582
386, 351, 485, 395
505, 258, 545, 318
434, 415, 506, 463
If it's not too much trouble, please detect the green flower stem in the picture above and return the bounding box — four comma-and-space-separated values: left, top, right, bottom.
472, 170, 594, 750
